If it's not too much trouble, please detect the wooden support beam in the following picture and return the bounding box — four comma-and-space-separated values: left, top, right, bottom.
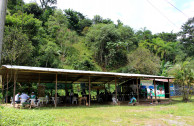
13, 71, 17, 108
115, 77, 117, 99
1, 74, 4, 103
154, 78, 158, 104
89, 76, 91, 106
136, 78, 139, 103
6, 71, 8, 105
90, 76, 102, 83
71, 75, 83, 84
38, 73, 40, 85
168, 79, 171, 100
55, 73, 58, 107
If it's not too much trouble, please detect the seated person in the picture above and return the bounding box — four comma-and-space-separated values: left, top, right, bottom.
112, 96, 118, 105
30, 92, 36, 99
19, 93, 29, 103
129, 96, 137, 104
19, 92, 30, 107
15, 92, 21, 104
30, 92, 38, 104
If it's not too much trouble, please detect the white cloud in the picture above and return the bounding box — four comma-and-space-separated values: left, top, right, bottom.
24, 0, 194, 34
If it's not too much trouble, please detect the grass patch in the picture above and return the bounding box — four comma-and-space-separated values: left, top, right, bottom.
0, 97, 194, 126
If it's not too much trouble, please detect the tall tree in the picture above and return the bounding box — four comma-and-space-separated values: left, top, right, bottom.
168, 59, 194, 102
2, 27, 33, 65
179, 17, 194, 57
64, 9, 92, 34
23, 2, 43, 19
7, 0, 24, 14
154, 32, 177, 42
86, 24, 130, 69
136, 27, 153, 42
39, 0, 57, 10
127, 47, 161, 75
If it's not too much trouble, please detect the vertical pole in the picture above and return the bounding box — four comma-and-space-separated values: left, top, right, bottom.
38, 74, 40, 85
55, 73, 58, 107
65, 73, 68, 96
154, 78, 158, 104
115, 77, 117, 99
168, 79, 171, 100
2, 74, 4, 103
89, 76, 91, 106
108, 83, 110, 92
0, 0, 8, 64
6, 71, 8, 105
38, 73, 40, 98
13, 71, 16, 108
136, 78, 139, 103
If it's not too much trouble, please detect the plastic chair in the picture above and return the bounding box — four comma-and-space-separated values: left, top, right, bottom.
20, 99, 27, 104
52, 97, 60, 104
112, 97, 118, 105
38, 97, 44, 105
30, 99, 38, 108
72, 96, 78, 104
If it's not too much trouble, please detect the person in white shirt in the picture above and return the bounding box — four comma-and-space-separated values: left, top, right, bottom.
19, 93, 29, 102
15, 92, 20, 103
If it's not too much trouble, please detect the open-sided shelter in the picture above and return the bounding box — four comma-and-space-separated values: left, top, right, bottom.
0, 65, 173, 107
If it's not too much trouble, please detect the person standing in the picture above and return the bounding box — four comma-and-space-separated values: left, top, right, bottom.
150, 89, 153, 104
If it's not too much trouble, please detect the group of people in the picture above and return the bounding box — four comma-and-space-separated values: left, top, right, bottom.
14, 92, 36, 104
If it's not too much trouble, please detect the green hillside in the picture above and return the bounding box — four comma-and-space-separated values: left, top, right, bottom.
2, 0, 194, 76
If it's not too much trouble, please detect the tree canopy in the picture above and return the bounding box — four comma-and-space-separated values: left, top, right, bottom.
1, 0, 194, 76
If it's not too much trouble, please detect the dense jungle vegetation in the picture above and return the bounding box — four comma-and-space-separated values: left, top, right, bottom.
1, 0, 194, 88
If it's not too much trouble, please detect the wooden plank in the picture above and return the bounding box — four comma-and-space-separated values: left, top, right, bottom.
6, 71, 8, 105
71, 75, 84, 84
89, 76, 91, 107
1, 74, 4, 103
168, 79, 171, 100
136, 78, 139, 103
115, 77, 117, 99
13, 71, 17, 108
154, 78, 158, 104
55, 73, 57, 107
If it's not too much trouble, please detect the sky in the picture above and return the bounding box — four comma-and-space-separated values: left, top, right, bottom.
24, 0, 194, 34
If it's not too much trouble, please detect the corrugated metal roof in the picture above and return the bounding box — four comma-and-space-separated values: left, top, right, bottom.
1, 65, 173, 79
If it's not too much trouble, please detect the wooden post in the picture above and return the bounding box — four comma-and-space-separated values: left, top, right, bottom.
1, 74, 4, 103
13, 71, 16, 108
168, 79, 171, 101
115, 77, 117, 99
154, 78, 158, 104
6, 71, 8, 105
38, 73, 40, 85
136, 78, 139, 103
55, 73, 58, 107
65, 73, 68, 96
89, 76, 91, 106
108, 83, 110, 92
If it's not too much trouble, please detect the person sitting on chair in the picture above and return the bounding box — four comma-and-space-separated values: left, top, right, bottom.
112, 96, 118, 105
15, 92, 21, 104
19, 92, 30, 107
30, 92, 36, 99
129, 96, 137, 105
19, 93, 29, 103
